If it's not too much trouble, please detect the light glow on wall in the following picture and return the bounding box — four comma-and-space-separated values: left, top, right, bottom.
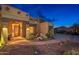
26, 26, 34, 39
12, 22, 22, 37
0, 27, 8, 47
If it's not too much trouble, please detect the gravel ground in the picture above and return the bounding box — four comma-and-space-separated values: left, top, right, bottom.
0, 36, 79, 55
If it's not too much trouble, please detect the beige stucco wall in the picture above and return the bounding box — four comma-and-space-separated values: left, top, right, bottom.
0, 5, 29, 21
40, 22, 49, 35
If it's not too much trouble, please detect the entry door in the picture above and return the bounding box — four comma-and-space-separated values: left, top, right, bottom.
12, 24, 20, 37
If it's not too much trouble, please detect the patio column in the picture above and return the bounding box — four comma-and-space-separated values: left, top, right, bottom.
22, 21, 26, 38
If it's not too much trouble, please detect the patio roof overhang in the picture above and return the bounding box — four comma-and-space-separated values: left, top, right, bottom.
1, 12, 29, 21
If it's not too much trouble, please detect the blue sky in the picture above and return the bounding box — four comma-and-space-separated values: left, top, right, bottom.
10, 4, 79, 27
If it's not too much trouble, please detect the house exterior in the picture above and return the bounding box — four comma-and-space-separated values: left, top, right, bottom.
67, 25, 79, 34
27, 16, 54, 37
55, 26, 67, 33
0, 5, 54, 41
54, 25, 79, 34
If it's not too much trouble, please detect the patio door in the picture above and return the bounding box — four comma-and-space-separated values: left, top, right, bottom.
12, 22, 22, 37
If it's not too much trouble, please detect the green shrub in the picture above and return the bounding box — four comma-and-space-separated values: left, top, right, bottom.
27, 33, 35, 40
41, 34, 48, 40
46, 29, 54, 38
31, 46, 41, 55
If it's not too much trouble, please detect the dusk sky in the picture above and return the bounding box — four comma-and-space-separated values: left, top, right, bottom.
10, 4, 79, 27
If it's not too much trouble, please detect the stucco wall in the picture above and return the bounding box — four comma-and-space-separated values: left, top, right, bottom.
1, 5, 29, 21
40, 22, 49, 35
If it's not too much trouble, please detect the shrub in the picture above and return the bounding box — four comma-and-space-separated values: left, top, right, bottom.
63, 49, 79, 55
31, 46, 41, 55
27, 33, 35, 40
36, 33, 48, 41
41, 34, 48, 40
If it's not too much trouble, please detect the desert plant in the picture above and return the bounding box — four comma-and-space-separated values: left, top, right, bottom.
31, 46, 41, 55
46, 29, 54, 39
40, 34, 48, 40
27, 33, 35, 40
35, 33, 48, 41
63, 49, 79, 55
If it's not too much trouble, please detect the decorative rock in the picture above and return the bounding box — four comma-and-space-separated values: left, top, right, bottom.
34, 51, 38, 54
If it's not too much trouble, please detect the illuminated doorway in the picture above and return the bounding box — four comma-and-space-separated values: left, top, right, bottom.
12, 22, 22, 37
26, 26, 34, 39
